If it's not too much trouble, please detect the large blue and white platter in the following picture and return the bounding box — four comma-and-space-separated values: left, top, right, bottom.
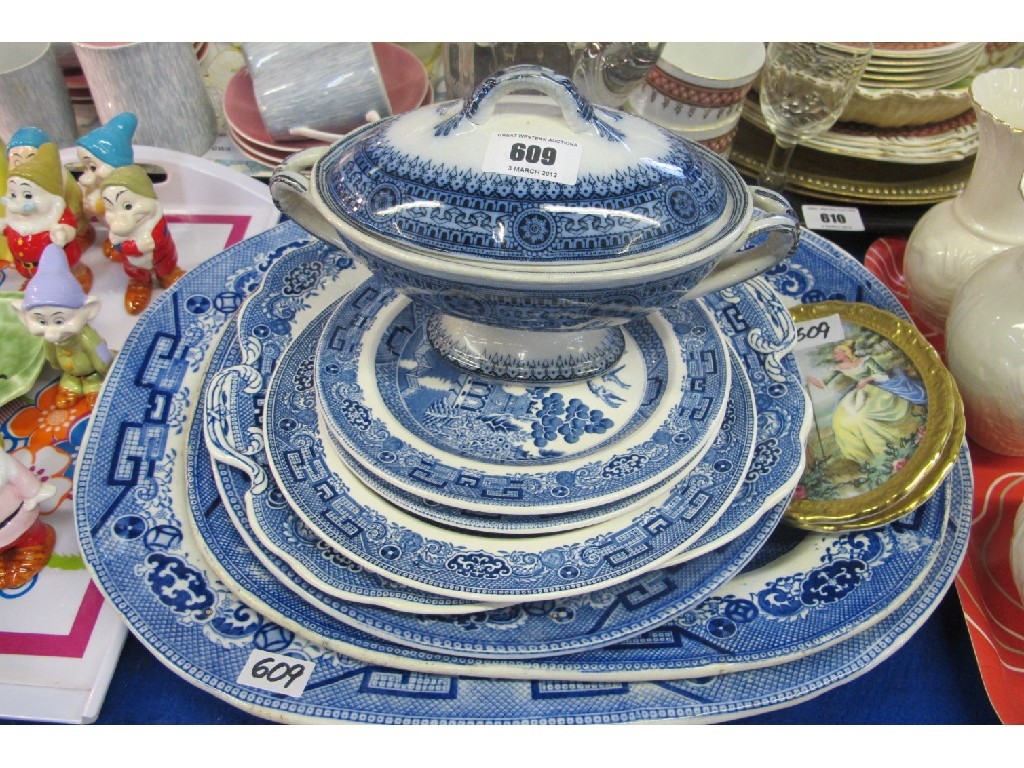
188, 318, 952, 678
75, 222, 972, 722
316, 280, 731, 516
262, 309, 754, 601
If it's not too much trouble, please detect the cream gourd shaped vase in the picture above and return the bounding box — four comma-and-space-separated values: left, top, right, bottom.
945, 245, 1024, 456
905, 68, 1024, 333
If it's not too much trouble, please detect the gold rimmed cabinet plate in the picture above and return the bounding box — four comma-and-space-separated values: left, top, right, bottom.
784, 301, 962, 531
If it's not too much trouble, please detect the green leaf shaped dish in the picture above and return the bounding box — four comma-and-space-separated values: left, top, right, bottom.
0, 291, 46, 408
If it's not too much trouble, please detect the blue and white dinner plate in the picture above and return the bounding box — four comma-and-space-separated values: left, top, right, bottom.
321, 276, 799, 539
203, 239, 495, 615
316, 280, 731, 515
190, 355, 952, 677
75, 221, 972, 722
262, 304, 755, 601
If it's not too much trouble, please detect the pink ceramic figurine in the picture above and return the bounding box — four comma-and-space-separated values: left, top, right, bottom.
3, 143, 93, 292
101, 164, 185, 314
0, 447, 56, 590
11, 244, 112, 409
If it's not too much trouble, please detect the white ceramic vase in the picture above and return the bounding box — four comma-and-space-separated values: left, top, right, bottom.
905, 68, 1024, 333
945, 245, 1024, 455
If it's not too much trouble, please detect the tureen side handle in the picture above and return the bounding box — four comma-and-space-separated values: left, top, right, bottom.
269, 146, 348, 250
686, 187, 800, 300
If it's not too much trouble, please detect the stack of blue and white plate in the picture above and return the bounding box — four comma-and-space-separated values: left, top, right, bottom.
73, 219, 971, 724
74, 66, 971, 723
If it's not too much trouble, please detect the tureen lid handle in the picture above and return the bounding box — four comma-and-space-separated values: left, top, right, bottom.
442, 65, 625, 143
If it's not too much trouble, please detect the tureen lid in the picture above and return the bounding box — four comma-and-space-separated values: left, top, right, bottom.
315, 66, 749, 264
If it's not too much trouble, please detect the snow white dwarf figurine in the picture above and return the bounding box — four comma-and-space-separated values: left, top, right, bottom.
3, 143, 93, 292
0, 446, 56, 590
11, 244, 112, 409
7, 126, 95, 253
101, 163, 184, 314
76, 112, 138, 259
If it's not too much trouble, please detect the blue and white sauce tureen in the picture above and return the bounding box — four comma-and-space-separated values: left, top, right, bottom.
270, 65, 799, 382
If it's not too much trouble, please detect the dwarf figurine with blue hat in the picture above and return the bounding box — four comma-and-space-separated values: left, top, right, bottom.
6, 126, 95, 253
102, 163, 184, 315
76, 112, 137, 227
11, 244, 112, 409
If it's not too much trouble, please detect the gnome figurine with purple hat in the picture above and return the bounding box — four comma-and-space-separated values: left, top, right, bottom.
76, 113, 138, 256
11, 244, 112, 409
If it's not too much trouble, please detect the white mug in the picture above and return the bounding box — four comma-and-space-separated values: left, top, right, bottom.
243, 42, 391, 142
0, 43, 78, 147
74, 42, 217, 156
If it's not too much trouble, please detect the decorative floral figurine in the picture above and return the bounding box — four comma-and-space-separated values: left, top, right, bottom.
7, 126, 95, 253
0, 446, 57, 590
11, 244, 112, 409
75, 112, 138, 259
101, 164, 184, 314
3, 143, 93, 292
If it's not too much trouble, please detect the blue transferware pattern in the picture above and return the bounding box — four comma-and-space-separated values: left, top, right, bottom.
370, 300, 672, 466
191, 406, 950, 680
189, 317, 951, 677
317, 66, 742, 264
211, 241, 807, 653
74, 221, 972, 722
265, 310, 753, 601
662, 281, 808, 565
316, 280, 730, 514
323, 275, 802, 539
203, 239, 493, 615
325, 433, 675, 536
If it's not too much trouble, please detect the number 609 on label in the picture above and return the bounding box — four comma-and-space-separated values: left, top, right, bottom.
237, 650, 315, 697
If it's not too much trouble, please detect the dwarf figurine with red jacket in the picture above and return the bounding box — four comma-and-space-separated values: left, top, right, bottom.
7, 126, 95, 254
3, 143, 93, 292
101, 164, 185, 314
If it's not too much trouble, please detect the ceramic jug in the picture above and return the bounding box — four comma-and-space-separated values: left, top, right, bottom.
905, 67, 1024, 333
945, 245, 1024, 456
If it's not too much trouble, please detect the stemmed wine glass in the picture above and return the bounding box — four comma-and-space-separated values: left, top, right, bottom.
757, 42, 874, 191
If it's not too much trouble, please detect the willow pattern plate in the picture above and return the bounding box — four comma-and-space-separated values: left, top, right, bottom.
260, 307, 754, 601
316, 280, 731, 516
191, 386, 952, 680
